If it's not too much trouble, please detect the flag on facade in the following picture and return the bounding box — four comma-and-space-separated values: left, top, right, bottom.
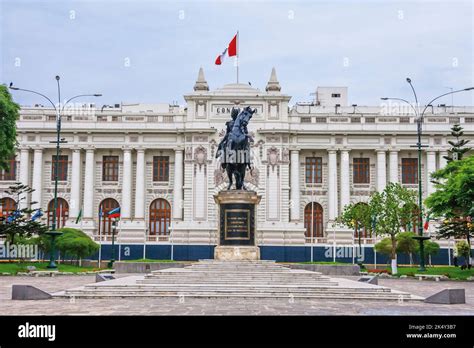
75, 208, 83, 224
98, 207, 103, 218
214, 32, 238, 65
107, 207, 121, 219
31, 209, 43, 221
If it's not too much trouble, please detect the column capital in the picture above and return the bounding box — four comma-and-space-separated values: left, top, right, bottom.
136, 147, 146, 153
328, 149, 337, 154
85, 146, 95, 152
122, 146, 133, 152
376, 149, 387, 154
18, 146, 30, 152
32, 146, 44, 152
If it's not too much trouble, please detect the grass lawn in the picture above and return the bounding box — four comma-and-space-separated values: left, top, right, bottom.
123, 259, 184, 263
382, 266, 474, 280
0, 262, 101, 275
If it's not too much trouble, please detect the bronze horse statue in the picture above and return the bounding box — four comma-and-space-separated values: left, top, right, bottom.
216, 106, 256, 190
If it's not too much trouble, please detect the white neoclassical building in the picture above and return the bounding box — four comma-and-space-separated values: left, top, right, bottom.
1, 67, 473, 262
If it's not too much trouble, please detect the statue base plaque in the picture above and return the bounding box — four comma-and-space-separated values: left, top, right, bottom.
214, 245, 260, 261
214, 190, 261, 260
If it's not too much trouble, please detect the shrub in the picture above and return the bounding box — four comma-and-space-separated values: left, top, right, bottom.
55, 228, 99, 264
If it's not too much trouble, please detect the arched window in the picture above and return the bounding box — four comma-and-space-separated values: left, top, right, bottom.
353, 202, 372, 238
98, 198, 120, 235
47, 198, 69, 228
149, 199, 171, 235
304, 202, 324, 239
0, 197, 16, 222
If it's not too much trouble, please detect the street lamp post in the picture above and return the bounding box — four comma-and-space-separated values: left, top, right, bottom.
10, 77, 101, 269
381, 81, 473, 272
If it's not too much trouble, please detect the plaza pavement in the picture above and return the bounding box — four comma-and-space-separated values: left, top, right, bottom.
0, 274, 473, 315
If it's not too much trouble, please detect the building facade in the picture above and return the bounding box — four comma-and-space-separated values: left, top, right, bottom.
1, 67, 473, 262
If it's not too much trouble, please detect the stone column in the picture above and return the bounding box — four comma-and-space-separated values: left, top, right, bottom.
70, 148, 82, 219
339, 150, 350, 212
290, 150, 300, 221
18, 148, 30, 209
83, 148, 95, 219
389, 150, 398, 183
31, 148, 43, 210
134, 149, 145, 220
173, 149, 184, 220
439, 151, 448, 169
376, 150, 387, 192
121, 148, 132, 219
328, 150, 338, 220
426, 150, 437, 195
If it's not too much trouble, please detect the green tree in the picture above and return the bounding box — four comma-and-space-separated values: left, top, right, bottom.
336, 201, 372, 260
416, 240, 440, 267
426, 155, 474, 262
456, 240, 471, 269
54, 228, 99, 265
370, 182, 417, 274
0, 85, 20, 170
443, 124, 471, 163
396, 232, 418, 266
374, 237, 392, 266
0, 183, 48, 246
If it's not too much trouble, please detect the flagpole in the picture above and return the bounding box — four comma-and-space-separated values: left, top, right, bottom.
236, 30, 239, 84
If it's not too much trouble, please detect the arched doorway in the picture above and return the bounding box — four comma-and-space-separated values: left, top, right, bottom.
0, 197, 16, 222
304, 202, 324, 239
99, 198, 120, 235
47, 198, 69, 228
149, 199, 171, 236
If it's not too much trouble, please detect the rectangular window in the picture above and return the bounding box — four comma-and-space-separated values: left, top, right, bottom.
353, 158, 370, 184
331, 93, 341, 98
0, 156, 16, 181
402, 158, 418, 184
153, 156, 169, 182
305, 157, 322, 183
102, 155, 119, 181
51, 155, 68, 181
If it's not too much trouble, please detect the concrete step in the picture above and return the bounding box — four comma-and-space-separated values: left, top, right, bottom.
58, 259, 423, 302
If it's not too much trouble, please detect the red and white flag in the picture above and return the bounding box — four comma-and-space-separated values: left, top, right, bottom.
215, 48, 228, 65
215, 33, 238, 65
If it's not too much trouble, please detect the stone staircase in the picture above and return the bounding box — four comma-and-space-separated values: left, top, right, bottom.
57, 260, 423, 301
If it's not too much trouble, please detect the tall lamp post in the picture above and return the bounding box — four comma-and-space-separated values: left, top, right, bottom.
381, 80, 473, 271
10, 77, 101, 268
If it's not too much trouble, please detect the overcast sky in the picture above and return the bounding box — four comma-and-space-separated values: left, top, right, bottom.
1, 0, 473, 107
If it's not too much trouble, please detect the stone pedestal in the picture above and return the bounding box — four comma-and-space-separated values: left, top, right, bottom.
214, 190, 261, 260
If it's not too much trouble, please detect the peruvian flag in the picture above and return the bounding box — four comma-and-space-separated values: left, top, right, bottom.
215, 48, 228, 65
423, 213, 430, 230
215, 33, 238, 65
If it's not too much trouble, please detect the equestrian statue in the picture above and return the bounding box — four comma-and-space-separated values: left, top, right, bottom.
216, 106, 256, 190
